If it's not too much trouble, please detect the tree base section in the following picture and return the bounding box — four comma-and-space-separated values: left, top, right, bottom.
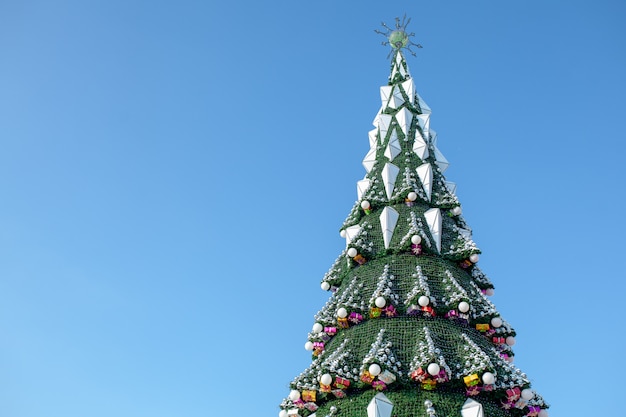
313, 388, 526, 417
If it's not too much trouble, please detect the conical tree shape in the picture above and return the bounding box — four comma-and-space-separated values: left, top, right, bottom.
279, 37, 548, 417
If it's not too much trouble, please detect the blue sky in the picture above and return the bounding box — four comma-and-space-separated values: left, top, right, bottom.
1, 1, 625, 416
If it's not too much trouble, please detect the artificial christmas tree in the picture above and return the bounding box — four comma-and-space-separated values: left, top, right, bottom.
279, 18, 548, 417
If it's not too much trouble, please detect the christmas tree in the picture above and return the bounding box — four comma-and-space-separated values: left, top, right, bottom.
279, 17, 548, 417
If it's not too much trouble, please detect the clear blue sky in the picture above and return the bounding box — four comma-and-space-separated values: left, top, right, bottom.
1, 1, 624, 416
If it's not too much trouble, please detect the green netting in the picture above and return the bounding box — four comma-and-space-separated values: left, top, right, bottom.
319, 254, 503, 325
315, 389, 526, 417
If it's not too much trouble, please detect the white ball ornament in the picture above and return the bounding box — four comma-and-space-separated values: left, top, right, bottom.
289, 390, 301, 401
482, 372, 496, 385
427, 363, 440, 376
304, 341, 314, 351
368, 363, 381, 376
320, 373, 333, 385
337, 307, 348, 318
538, 410, 549, 417
451, 206, 462, 216
521, 389, 535, 400
491, 317, 503, 328
340, 229, 346, 238
469, 254, 479, 263
361, 200, 371, 209
321, 282, 330, 291
312, 323, 323, 333
411, 234, 422, 244
279, 410, 288, 417
407, 192, 417, 201
458, 301, 470, 313
506, 336, 516, 346
347, 247, 358, 258
375, 296, 386, 308
418, 295, 430, 307
486, 288, 495, 296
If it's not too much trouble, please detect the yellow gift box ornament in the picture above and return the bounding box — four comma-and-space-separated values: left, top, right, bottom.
301, 390, 316, 402
463, 374, 480, 387
360, 370, 374, 384
476, 323, 490, 332
353, 254, 367, 265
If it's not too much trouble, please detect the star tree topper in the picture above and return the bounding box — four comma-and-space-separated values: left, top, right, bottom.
375, 15, 423, 58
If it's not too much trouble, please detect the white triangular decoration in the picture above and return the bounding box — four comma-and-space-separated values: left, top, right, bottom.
372, 112, 380, 128
390, 65, 398, 80
461, 399, 484, 417
392, 54, 405, 77
380, 86, 392, 107
368, 128, 378, 148
367, 392, 394, 417
401, 78, 415, 104
416, 93, 431, 114
413, 130, 429, 160
416, 163, 433, 201
381, 163, 400, 199
416, 114, 430, 140
434, 146, 449, 172
377, 114, 393, 141
430, 129, 438, 146
384, 130, 401, 161
424, 208, 442, 253
395, 107, 413, 136
388, 86, 404, 109
345, 225, 362, 246
357, 179, 371, 200
380, 207, 399, 249
390, 54, 402, 81
362, 147, 377, 173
